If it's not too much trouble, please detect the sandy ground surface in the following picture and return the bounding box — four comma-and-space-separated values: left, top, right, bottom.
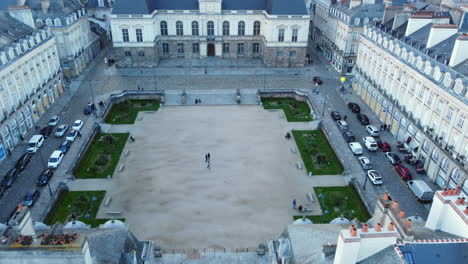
98, 106, 337, 249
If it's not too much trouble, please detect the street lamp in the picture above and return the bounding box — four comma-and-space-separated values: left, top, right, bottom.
88, 80, 97, 117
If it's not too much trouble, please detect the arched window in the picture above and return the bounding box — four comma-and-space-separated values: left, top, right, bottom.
176, 21, 183, 36
54, 18, 61, 27
160, 21, 168, 36
192, 21, 199, 36
238, 21, 245, 36
223, 21, 230, 36
253, 21, 260, 36
46, 19, 53, 26
207, 21, 214, 36
441, 158, 450, 172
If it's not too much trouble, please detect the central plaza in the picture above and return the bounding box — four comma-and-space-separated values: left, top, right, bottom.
98, 105, 325, 249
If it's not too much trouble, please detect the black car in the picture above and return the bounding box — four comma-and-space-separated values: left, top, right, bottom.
0, 168, 20, 188
40, 126, 53, 138
385, 152, 402, 165
357, 113, 370, 125
331, 111, 341, 120
342, 131, 356, 143
15, 154, 32, 171
313, 76, 323, 84
37, 169, 54, 186
59, 140, 72, 154
22, 189, 40, 207
348, 102, 361, 113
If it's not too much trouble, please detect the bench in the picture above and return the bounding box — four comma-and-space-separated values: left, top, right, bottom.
106, 211, 121, 215
308, 192, 315, 203
297, 161, 303, 169
104, 197, 112, 207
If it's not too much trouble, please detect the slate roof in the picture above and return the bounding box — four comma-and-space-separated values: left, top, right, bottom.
26, 0, 83, 19
398, 242, 468, 263
334, 1, 385, 27
113, 0, 308, 15
86, 0, 112, 8
357, 246, 402, 264
0, 11, 35, 50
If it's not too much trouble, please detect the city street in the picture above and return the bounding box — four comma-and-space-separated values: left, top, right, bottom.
0, 48, 430, 223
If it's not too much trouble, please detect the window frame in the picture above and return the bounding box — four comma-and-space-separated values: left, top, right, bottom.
192, 21, 199, 36
291, 28, 298, 42
122, 28, 129, 42
136, 28, 143, 42
223, 21, 230, 36
160, 21, 168, 36
253, 21, 261, 36
176, 21, 184, 36
238, 21, 245, 36
278, 29, 285, 42
237, 43, 244, 55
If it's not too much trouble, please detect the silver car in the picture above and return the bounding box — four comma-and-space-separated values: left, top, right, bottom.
358, 156, 373, 169
367, 170, 383, 185
54, 125, 68, 138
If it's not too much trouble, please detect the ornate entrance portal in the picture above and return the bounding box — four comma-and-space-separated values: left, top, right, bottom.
207, 43, 215, 56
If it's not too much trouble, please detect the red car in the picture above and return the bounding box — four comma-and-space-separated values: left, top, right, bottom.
377, 141, 391, 152
395, 164, 412, 180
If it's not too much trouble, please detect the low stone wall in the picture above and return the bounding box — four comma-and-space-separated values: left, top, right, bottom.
100, 90, 165, 119
258, 89, 317, 119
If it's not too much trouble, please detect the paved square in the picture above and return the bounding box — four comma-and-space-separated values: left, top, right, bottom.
103, 105, 320, 249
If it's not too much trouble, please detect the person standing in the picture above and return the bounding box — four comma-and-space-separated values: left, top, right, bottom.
292, 199, 297, 209
207, 152, 210, 162
205, 153, 208, 163
206, 160, 211, 170
298, 205, 303, 212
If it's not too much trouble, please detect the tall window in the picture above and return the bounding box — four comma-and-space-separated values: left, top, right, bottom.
177, 43, 184, 54
253, 43, 260, 54
136, 28, 143, 42
237, 43, 244, 55
223, 21, 230, 36
122, 28, 129, 42
176, 21, 183, 36
192, 21, 199, 36
207, 21, 214, 36
278, 29, 284, 42
162, 43, 169, 54
238, 21, 245, 36
291, 29, 298, 42
193, 43, 199, 54
457, 114, 465, 129
160, 21, 168, 36
222, 43, 229, 53
253, 21, 260, 36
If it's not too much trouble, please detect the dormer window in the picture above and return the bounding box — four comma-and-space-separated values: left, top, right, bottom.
454, 79, 464, 94
416, 57, 423, 70
433, 67, 442, 81
46, 19, 52, 26
363, 18, 369, 24
54, 18, 61, 27
442, 73, 452, 88
354, 18, 360, 25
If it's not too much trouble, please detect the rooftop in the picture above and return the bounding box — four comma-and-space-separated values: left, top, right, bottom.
0, 11, 34, 50
0, 0, 83, 18
112, 0, 308, 15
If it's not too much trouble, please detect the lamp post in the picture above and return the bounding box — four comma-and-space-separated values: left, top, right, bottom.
88, 80, 97, 117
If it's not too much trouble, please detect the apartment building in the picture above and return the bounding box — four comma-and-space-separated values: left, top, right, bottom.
0, 12, 63, 160
353, 8, 468, 192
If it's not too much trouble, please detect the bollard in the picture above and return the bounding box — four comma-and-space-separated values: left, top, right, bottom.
107, 175, 111, 180
309, 172, 313, 176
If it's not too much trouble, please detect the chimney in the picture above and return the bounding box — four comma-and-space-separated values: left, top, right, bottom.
333, 224, 398, 264
41, 0, 50, 14
7, 208, 36, 237
383, 6, 404, 25
392, 12, 411, 31
98, 0, 105, 7
350, 0, 362, 9
426, 24, 458, 48
449, 34, 468, 67
16, 0, 26, 5
405, 12, 435, 36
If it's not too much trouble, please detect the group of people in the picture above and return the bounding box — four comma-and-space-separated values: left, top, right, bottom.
292, 199, 311, 212
195, 99, 202, 104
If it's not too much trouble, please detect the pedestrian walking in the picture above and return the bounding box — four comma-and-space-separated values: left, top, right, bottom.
207, 152, 210, 161
130, 135, 135, 142
199, 98, 202, 104
298, 205, 303, 212
206, 160, 211, 170
77, 131, 82, 138
344, 115, 347, 121
137, 85, 141, 90
205, 153, 208, 162
292, 199, 297, 209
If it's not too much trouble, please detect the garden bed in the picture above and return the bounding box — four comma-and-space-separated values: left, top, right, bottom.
105, 99, 160, 124
262, 98, 312, 122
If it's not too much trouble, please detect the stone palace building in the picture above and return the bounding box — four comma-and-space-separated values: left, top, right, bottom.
109, 0, 310, 67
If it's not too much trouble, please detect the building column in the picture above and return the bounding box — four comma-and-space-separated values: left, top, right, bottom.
215, 42, 222, 57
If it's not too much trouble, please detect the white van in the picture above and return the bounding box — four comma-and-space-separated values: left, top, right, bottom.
26, 135, 45, 153
363, 137, 378, 151
349, 142, 363, 155
48, 150, 64, 169
407, 180, 434, 202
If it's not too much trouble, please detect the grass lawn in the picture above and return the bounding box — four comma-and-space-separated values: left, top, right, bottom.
292, 130, 343, 175
262, 98, 313, 122
45, 191, 109, 227
74, 133, 129, 179
105, 99, 160, 124
293, 186, 370, 223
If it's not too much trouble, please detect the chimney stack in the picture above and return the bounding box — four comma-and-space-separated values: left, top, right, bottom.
98, 0, 105, 7
16, 0, 26, 6
41, 0, 50, 14
449, 34, 468, 67
426, 190, 468, 238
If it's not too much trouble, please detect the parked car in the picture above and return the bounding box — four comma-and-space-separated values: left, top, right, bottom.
358, 156, 373, 170
365, 125, 380, 137
378, 141, 392, 152
331, 111, 341, 120
48, 150, 64, 169
313, 76, 323, 84
59, 140, 72, 154
66, 130, 78, 142
48, 116, 60, 126
337, 120, 349, 131
357, 113, 370, 125
349, 142, 363, 155
54, 125, 69, 138
15, 154, 32, 171
40, 126, 53, 138
363, 136, 378, 151
26, 135, 45, 153
342, 131, 356, 143
395, 164, 412, 180
385, 152, 401, 165
72, 120, 84, 131
407, 180, 434, 202
367, 170, 383, 185
84, 103, 93, 115
347, 102, 360, 113
22, 189, 40, 207
0, 168, 20, 188
37, 169, 54, 186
